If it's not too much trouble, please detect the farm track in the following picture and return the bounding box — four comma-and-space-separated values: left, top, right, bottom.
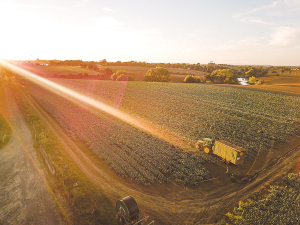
0, 85, 65, 225
18, 85, 300, 224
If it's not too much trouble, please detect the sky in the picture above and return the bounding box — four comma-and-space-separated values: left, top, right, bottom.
0, 0, 300, 66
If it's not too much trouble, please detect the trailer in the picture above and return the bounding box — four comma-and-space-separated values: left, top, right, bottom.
195, 138, 247, 165
213, 140, 246, 165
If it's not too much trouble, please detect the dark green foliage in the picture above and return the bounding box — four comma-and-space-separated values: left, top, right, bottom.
144, 68, 170, 82
244, 67, 268, 78
87, 62, 98, 71
105, 68, 113, 76
227, 173, 300, 224
111, 70, 127, 81
184, 75, 202, 83
116, 74, 128, 81
205, 69, 238, 84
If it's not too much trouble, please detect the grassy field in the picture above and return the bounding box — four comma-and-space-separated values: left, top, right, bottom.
0, 82, 11, 148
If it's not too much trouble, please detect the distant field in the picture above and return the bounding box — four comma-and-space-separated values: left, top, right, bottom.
243, 70, 300, 95
18, 63, 300, 94
18, 64, 203, 82
18, 64, 100, 76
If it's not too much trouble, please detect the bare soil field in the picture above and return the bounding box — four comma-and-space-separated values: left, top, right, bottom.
0, 84, 65, 224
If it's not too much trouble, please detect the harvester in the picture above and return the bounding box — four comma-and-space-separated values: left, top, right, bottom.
116, 196, 154, 225
195, 138, 247, 165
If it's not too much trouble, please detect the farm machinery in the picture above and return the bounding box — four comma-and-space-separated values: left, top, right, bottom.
195, 138, 247, 165
116, 196, 154, 225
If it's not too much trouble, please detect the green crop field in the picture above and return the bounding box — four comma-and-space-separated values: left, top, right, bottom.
25, 80, 300, 186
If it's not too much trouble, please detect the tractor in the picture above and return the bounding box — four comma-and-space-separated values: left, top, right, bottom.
195, 138, 247, 165
195, 138, 214, 154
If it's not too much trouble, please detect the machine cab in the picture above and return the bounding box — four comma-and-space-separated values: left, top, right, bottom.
195, 138, 214, 153
203, 138, 213, 146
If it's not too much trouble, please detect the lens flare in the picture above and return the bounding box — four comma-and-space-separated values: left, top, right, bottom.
0, 60, 191, 151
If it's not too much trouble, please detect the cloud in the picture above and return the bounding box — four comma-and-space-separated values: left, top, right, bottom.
93, 16, 123, 29
232, 1, 281, 26
284, 0, 300, 6
247, 19, 273, 25
269, 27, 300, 46
211, 37, 264, 51
103, 7, 115, 12
233, 1, 280, 19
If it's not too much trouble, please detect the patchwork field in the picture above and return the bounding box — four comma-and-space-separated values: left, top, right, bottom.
244, 70, 300, 95
24, 79, 300, 186
16, 63, 203, 82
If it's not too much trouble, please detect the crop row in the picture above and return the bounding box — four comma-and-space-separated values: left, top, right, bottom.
25, 79, 300, 186
27, 81, 210, 186
49, 80, 300, 161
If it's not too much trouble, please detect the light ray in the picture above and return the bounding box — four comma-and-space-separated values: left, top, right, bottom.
0, 60, 191, 151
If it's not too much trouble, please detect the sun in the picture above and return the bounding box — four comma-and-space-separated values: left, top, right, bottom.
0, 3, 40, 60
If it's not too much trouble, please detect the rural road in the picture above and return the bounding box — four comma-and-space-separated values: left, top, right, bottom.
0, 84, 64, 224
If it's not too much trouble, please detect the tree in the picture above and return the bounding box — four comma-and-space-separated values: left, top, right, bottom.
184, 75, 202, 83
100, 59, 107, 66
206, 69, 238, 84
249, 76, 256, 84
245, 68, 256, 78
116, 74, 128, 81
111, 70, 127, 81
105, 68, 113, 76
144, 68, 170, 82
87, 62, 98, 70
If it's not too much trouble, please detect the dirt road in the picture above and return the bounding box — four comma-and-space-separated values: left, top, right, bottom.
22, 84, 300, 224
0, 84, 64, 224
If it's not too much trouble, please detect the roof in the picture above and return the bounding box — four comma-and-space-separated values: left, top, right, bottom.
216, 140, 247, 152
203, 138, 212, 141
